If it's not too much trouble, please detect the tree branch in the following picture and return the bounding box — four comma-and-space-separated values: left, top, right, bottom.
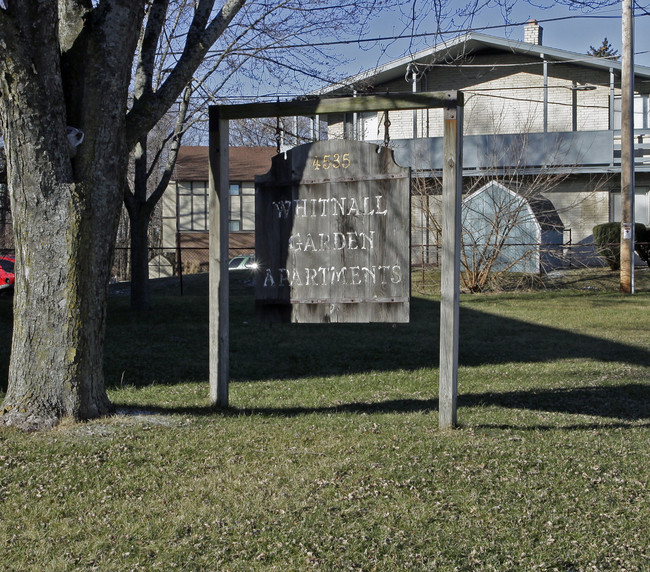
126, 0, 246, 149
146, 84, 192, 215
58, 0, 94, 53
134, 0, 170, 99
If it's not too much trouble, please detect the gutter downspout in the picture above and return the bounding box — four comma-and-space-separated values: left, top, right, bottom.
609, 67, 615, 130
423, 73, 430, 137
353, 90, 358, 140
542, 54, 548, 132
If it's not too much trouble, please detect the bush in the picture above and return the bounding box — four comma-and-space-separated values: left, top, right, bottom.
593, 222, 649, 269
636, 224, 650, 267
593, 223, 622, 269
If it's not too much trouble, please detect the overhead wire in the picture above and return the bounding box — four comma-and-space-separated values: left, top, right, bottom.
157, 5, 650, 109
166, 11, 649, 56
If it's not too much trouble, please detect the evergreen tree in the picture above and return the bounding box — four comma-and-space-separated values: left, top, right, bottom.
588, 37, 620, 60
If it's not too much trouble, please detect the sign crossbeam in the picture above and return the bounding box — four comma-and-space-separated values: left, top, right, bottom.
212, 91, 464, 121
208, 91, 463, 429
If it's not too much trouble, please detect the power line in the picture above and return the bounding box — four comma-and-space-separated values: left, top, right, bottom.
464, 89, 610, 111
156, 6, 650, 106
170, 81, 620, 110
200, 12, 648, 54
180, 40, 648, 105
160, 12, 649, 59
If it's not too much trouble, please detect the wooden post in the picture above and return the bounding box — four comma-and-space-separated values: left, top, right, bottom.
620, 0, 635, 294
208, 107, 230, 406
439, 95, 463, 429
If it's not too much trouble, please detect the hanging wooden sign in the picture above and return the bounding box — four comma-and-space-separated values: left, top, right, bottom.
255, 139, 410, 323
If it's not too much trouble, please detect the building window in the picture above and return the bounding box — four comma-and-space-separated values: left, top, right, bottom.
229, 182, 255, 231
174, 180, 256, 234
613, 94, 650, 130
610, 188, 649, 225
177, 181, 208, 231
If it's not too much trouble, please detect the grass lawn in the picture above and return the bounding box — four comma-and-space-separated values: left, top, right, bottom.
1, 267, 649, 570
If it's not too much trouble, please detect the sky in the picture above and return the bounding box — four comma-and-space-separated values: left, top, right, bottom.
334, 1, 650, 79
196, 1, 650, 139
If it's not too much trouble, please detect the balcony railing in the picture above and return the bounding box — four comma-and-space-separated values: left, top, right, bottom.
613, 129, 650, 167
386, 130, 650, 174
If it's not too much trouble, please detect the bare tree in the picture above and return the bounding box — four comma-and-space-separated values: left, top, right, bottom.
412, 130, 611, 292
124, 0, 408, 310
229, 116, 322, 148
0, 0, 428, 430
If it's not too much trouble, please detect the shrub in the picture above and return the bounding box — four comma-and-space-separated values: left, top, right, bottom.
593, 223, 621, 269
636, 224, 650, 267
593, 222, 649, 269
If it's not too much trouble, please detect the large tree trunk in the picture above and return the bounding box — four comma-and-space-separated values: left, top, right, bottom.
1, 0, 248, 430
2, 161, 122, 429
128, 202, 153, 311
126, 138, 153, 311
0, 1, 143, 430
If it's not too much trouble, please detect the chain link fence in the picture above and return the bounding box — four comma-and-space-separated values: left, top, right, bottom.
111, 246, 254, 284
106, 239, 641, 294
2, 240, 647, 296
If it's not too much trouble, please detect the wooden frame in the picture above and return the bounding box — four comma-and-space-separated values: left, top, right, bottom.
208, 90, 463, 429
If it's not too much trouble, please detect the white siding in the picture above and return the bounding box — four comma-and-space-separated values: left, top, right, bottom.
329, 54, 617, 139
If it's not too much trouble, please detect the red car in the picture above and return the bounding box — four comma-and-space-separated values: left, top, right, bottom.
0, 256, 15, 294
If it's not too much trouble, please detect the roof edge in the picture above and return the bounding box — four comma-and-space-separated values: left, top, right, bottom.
314, 31, 650, 96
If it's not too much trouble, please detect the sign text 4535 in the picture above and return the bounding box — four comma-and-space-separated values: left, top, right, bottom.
311, 153, 351, 170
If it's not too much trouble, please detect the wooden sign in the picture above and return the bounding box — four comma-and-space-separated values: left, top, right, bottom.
255, 140, 410, 323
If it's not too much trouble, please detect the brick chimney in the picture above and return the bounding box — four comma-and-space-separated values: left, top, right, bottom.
524, 19, 543, 45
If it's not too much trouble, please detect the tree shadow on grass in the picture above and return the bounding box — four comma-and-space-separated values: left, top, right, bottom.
113, 382, 650, 427
96, 293, 650, 390
3, 292, 649, 393
227, 296, 650, 382
460, 383, 650, 422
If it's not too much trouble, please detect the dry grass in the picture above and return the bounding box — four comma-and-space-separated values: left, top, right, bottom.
0, 268, 649, 570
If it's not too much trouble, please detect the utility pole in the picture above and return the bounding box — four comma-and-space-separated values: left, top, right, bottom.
620, 0, 635, 294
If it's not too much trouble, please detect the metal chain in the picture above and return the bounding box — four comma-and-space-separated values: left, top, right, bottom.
383, 110, 391, 147
275, 114, 282, 154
